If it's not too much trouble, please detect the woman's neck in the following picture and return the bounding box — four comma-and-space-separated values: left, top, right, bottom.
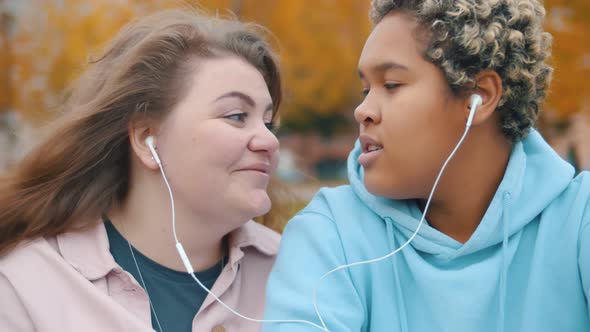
419, 128, 512, 243
107, 172, 227, 272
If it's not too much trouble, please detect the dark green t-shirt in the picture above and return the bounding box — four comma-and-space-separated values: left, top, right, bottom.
104, 220, 225, 332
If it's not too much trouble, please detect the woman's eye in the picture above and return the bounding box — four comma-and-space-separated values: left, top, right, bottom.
265, 122, 276, 131
361, 89, 370, 97
225, 112, 247, 122
384, 83, 400, 90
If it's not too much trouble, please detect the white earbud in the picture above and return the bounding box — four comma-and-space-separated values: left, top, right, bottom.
145, 136, 161, 166
466, 94, 483, 128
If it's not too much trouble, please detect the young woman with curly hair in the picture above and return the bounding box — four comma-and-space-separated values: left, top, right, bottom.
263, 1, 590, 331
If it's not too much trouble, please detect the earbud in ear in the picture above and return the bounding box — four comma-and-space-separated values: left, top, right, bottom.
466, 94, 483, 127
145, 136, 161, 166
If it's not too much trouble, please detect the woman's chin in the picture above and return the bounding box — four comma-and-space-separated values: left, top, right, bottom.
243, 192, 272, 219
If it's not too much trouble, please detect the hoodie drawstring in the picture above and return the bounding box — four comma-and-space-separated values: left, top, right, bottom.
498, 192, 511, 332
385, 219, 409, 332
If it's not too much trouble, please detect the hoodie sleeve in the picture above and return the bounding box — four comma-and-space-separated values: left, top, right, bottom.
263, 211, 365, 332
580, 219, 590, 318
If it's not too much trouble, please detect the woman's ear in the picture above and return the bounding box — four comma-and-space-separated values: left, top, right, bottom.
129, 123, 160, 170
465, 70, 503, 126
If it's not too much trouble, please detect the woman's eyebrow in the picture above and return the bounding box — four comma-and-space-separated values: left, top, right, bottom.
358, 61, 409, 79
214, 91, 256, 107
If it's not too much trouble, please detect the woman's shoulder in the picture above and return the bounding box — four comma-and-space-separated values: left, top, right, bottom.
291, 185, 378, 235
571, 171, 590, 227
299, 185, 363, 218
0, 236, 58, 274
552, 171, 590, 227
279, 184, 384, 256
1, 221, 114, 286
0, 235, 69, 302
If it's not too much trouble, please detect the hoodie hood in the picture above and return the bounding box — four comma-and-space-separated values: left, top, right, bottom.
348, 130, 575, 259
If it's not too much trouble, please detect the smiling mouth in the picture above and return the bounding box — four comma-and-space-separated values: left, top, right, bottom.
358, 135, 384, 167
237, 163, 271, 174
364, 144, 383, 153
359, 134, 383, 154
239, 169, 268, 174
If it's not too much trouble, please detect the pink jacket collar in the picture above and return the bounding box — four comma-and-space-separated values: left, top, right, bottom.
56, 220, 279, 281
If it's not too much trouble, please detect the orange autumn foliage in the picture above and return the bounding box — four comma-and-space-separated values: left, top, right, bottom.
0, 0, 587, 126
545, 0, 590, 117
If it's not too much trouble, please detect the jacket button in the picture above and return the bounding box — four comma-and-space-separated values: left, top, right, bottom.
211, 325, 226, 332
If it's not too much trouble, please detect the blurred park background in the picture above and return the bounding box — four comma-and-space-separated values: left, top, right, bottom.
0, 0, 589, 231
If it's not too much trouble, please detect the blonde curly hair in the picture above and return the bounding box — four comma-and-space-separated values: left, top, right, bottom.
370, 0, 553, 142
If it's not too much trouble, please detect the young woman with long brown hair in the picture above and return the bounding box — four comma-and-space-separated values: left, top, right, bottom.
0, 9, 283, 332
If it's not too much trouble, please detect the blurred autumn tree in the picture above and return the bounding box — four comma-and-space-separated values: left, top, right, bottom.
185, 0, 371, 135
241, 0, 371, 136
1, 0, 587, 134
0, 10, 12, 113
7, 0, 141, 122
1, 0, 370, 136
544, 0, 590, 118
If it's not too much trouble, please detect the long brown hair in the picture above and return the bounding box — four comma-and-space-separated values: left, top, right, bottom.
0, 9, 282, 256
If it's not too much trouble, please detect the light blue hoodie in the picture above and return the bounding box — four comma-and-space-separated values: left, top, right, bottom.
264, 131, 590, 332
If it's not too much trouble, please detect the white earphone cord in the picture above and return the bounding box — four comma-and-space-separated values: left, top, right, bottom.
126, 237, 165, 332
153, 156, 329, 331
146, 95, 480, 332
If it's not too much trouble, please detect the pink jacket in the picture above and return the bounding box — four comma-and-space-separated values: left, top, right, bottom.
0, 220, 280, 332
